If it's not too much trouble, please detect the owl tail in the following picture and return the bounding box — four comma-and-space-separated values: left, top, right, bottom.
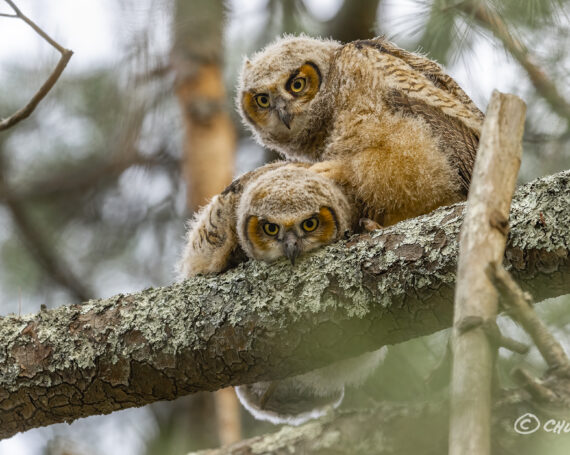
235, 348, 387, 426
235, 380, 344, 426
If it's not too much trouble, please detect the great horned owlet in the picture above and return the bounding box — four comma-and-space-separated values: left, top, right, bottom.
178, 161, 356, 276
178, 161, 385, 425
237, 35, 484, 225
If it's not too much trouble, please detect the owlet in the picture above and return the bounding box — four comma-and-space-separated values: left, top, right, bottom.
178, 161, 356, 277
178, 161, 385, 425
238, 35, 484, 225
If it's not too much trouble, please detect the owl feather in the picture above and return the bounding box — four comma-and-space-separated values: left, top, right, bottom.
238, 34, 485, 225
178, 161, 385, 425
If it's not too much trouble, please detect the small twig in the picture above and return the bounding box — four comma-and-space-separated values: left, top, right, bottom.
0, 0, 73, 132
487, 262, 570, 374
0, 12, 17, 17
457, 316, 528, 354
481, 318, 529, 355
512, 367, 559, 402
456, 1, 570, 122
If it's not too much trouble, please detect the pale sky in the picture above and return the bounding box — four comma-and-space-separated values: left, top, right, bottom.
0, 0, 522, 109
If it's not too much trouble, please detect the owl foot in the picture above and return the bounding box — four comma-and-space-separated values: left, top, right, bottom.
309, 160, 346, 183
359, 218, 383, 232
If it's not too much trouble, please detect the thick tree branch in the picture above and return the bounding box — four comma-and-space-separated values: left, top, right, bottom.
0, 170, 568, 439
0, 0, 73, 132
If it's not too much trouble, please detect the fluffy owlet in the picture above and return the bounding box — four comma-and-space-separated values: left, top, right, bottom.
178, 161, 385, 425
238, 35, 484, 225
178, 161, 357, 277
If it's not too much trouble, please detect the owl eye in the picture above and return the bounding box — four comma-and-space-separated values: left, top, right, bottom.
289, 77, 306, 93
301, 217, 319, 232
263, 222, 280, 236
255, 94, 270, 108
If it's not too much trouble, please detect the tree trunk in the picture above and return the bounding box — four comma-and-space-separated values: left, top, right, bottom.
171, 0, 240, 446
172, 0, 236, 212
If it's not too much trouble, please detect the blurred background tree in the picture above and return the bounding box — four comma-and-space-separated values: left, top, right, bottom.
0, 0, 568, 453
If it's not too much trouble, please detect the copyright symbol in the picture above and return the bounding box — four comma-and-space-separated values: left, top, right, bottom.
514, 413, 541, 434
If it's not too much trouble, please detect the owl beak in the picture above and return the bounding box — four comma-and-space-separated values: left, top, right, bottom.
277, 107, 292, 129
283, 232, 301, 265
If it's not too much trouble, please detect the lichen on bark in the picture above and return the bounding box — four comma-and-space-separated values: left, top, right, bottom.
0, 170, 568, 439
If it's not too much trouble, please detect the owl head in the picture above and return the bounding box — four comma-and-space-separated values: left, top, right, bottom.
237, 164, 353, 265
237, 35, 341, 157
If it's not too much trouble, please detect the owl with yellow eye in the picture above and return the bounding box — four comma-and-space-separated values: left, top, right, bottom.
238, 35, 484, 225
178, 161, 359, 278
178, 161, 384, 425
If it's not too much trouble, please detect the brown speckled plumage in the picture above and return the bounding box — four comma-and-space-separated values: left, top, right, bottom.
177, 161, 386, 426
238, 35, 484, 225
177, 161, 357, 277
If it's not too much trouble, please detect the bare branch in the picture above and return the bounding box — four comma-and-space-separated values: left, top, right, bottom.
449, 91, 526, 455
3, 152, 179, 202
489, 262, 570, 374
0, 0, 73, 132
191, 402, 448, 455
0, 184, 92, 302
0, 169, 567, 439
457, 1, 570, 122
0, 156, 92, 302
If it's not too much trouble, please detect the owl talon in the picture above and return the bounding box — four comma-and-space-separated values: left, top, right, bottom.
359, 218, 383, 232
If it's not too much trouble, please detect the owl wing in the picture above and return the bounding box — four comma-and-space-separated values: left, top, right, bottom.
383, 88, 479, 195
178, 189, 244, 278
178, 161, 295, 278
357, 37, 484, 123
345, 38, 484, 136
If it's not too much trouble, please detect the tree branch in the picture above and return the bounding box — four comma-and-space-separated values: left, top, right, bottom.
489, 262, 570, 374
0, 158, 92, 302
191, 402, 449, 455
457, 1, 570, 122
191, 386, 570, 455
323, 0, 382, 42
0, 0, 73, 132
0, 170, 568, 439
449, 91, 525, 455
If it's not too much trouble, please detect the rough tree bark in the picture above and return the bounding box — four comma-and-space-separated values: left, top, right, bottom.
0, 170, 568, 440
